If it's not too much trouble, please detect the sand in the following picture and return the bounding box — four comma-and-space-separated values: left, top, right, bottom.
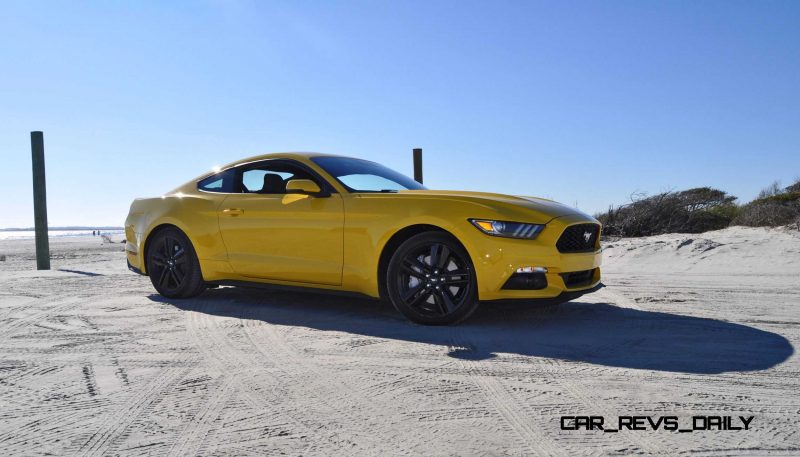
0, 226, 798, 455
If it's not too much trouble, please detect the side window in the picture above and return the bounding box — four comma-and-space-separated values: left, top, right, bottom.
198, 169, 235, 193
239, 161, 319, 194
338, 174, 405, 192
241, 169, 294, 193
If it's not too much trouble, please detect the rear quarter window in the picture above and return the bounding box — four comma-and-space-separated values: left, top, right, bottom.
198, 169, 236, 193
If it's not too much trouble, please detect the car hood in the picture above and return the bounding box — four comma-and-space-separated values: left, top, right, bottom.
397, 190, 593, 221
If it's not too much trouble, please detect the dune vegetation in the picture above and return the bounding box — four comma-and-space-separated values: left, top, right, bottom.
597, 179, 800, 237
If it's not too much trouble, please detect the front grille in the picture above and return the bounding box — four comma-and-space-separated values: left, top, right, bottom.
560, 269, 595, 288
556, 223, 600, 253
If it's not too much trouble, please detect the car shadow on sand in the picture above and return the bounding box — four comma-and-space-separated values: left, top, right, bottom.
150, 287, 793, 375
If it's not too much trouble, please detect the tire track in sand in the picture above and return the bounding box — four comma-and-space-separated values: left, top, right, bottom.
75, 366, 190, 457
166, 376, 235, 457
184, 304, 363, 455
0, 296, 84, 340
448, 292, 668, 456
446, 332, 566, 457
240, 311, 421, 455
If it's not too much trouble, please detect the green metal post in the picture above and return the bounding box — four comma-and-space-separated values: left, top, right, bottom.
30, 131, 50, 270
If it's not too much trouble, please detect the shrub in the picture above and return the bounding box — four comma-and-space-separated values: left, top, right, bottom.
757, 181, 783, 199
733, 201, 799, 227
784, 179, 800, 193
732, 180, 800, 227
598, 179, 800, 237
597, 187, 738, 237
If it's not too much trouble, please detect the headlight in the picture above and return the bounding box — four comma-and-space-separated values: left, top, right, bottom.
468, 219, 545, 239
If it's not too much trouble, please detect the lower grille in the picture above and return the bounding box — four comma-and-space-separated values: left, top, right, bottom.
556, 223, 600, 253
560, 269, 595, 288
502, 272, 547, 290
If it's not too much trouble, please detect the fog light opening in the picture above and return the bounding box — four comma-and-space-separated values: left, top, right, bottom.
502, 270, 548, 290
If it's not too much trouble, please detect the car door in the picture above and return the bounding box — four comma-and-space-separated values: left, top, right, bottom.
218, 159, 344, 285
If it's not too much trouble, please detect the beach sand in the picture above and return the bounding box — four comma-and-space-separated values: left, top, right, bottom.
1, 226, 798, 455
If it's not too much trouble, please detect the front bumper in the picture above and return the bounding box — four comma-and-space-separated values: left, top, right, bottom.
467, 213, 603, 301
482, 282, 604, 305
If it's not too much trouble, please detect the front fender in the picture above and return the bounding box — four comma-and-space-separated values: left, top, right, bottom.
340, 194, 514, 297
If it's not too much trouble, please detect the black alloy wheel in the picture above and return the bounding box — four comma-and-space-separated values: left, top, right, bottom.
146, 227, 206, 298
386, 232, 479, 325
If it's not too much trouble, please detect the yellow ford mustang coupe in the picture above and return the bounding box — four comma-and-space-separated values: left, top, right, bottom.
126, 153, 602, 325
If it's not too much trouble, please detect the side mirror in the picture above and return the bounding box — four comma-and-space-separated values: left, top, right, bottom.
285, 179, 328, 197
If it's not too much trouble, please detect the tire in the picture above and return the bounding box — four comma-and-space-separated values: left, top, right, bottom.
146, 227, 206, 299
386, 232, 479, 325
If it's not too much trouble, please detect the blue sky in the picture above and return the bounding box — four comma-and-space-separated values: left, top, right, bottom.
1, 0, 798, 227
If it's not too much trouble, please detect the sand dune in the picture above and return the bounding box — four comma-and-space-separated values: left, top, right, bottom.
604, 225, 800, 275
0, 226, 798, 455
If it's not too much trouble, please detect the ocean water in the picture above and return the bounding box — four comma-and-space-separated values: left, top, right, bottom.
0, 230, 125, 240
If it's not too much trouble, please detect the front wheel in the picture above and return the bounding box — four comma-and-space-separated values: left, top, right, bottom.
386, 232, 479, 325
146, 227, 206, 298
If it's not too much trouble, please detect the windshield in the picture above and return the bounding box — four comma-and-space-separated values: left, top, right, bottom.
311, 156, 427, 192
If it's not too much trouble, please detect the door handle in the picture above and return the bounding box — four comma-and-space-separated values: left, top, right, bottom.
222, 208, 244, 216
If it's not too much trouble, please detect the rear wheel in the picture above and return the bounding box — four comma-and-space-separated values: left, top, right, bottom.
146, 227, 206, 298
386, 232, 478, 325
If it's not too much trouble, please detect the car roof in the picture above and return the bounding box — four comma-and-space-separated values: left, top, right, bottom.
223, 152, 338, 168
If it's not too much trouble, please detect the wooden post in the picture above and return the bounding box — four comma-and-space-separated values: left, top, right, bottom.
30, 131, 50, 270
413, 148, 423, 184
